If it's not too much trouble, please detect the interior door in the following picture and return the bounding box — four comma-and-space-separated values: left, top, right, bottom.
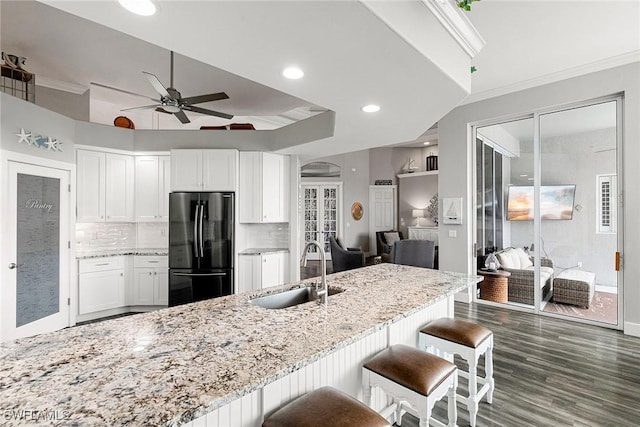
369, 185, 397, 255
301, 184, 341, 261
2, 161, 70, 342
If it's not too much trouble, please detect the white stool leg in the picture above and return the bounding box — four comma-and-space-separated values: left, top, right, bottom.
468, 356, 479, 427
395, 398, 404, 426
362, 373, 372, 407
448, 371, 458, 427
486, 336, 495, 404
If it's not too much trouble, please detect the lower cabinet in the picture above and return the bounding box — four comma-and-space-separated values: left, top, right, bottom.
133, 256, 169, 306
78, 257, 126, 315
238, 252, 289, 294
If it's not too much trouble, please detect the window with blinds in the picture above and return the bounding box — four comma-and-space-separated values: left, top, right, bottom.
597, 174, 616, 234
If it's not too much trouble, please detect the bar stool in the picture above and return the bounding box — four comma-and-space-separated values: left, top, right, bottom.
262, 386, 390, 427
419, 318, 494, 427
362, 344, 458, 427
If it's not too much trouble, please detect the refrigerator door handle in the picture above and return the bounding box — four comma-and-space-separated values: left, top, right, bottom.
172, 272, 227, 277
193, 202, 200, 259
199, 201, 205, 258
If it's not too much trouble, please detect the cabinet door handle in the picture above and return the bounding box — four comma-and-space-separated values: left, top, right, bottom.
96, 263, 109, 266
120, 273, 124, 277
154, 272, 157, 276
148, 261, 159, 263
149, 272, 152, 276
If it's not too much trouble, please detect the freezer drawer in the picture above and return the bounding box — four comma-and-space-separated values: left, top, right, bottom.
168, 269, 233, 307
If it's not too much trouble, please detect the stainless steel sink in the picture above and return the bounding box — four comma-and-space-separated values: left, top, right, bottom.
249, 286, 343, 309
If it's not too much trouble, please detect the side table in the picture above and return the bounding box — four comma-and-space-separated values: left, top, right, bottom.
477, 269, 511, 303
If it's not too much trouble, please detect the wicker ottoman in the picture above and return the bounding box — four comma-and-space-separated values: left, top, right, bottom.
553, 270, 596, 308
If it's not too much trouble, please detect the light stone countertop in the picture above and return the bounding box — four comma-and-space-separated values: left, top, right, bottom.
76, 248, 168, 259
0, 264, 480, 426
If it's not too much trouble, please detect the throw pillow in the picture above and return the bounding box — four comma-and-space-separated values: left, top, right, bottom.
505, 248, 521, 269
384, 232, 401, 246
514, 247, 533, 269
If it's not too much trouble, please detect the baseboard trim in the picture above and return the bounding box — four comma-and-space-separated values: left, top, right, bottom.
624, 321, 640, 337
455, 289, 471, 303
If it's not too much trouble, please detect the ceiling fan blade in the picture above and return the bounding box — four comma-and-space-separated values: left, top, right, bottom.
155, 107, 172, 114
143, 71, 171, 98
121, 104, 161, 112
183, 105, 234, 120
91, 82, 160, 102
174, 110, 191, 124
181, 92, 229, 105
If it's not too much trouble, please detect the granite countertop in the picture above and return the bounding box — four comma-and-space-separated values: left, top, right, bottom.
76, 248, 168, 259
0, 264, 480, 426
238, 247, 289, 255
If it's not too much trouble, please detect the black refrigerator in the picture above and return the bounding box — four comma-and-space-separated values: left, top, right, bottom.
168, 192, 234, 307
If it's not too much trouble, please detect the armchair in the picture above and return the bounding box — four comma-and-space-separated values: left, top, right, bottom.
376, 230, 404, 262
329, 236, 365, 273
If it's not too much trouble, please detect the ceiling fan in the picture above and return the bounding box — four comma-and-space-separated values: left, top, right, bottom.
92, 51, 233, 124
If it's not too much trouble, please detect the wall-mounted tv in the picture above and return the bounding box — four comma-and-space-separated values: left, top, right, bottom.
506, 185, 576, 220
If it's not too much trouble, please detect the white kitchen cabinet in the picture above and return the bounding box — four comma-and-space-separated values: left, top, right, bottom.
135, 155, 170, 221
77, 150, 134, 222
238, 252, 289, 292
407, 226, 439, 245
78, 257, 126, 315
133, 256, 168, 306
239, 152, 290, 223
170, 149, 238, 191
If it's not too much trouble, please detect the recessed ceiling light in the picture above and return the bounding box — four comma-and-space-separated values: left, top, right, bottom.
118, 0, 156, 16
362, 104, 380, 113
282, 67, 304, 80
527, 178, 534, 181
520, 174, 528, 177
423, 141, 430, 145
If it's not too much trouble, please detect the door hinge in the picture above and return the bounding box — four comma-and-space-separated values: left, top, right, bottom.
68, 184, 71, 192
68, 241, 71, 249
67, 298, 71, 306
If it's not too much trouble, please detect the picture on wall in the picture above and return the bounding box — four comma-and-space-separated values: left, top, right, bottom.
442, 197, 463, 224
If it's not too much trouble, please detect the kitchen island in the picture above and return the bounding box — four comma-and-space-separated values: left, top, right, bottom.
0, 264, 480, 426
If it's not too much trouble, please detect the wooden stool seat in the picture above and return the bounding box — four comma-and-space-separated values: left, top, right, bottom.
262, 386, 390, 427
419, 318, 495, 427
363, 344, 458, 427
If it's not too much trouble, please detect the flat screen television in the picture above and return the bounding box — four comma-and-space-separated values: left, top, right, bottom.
506, 185, 576, 220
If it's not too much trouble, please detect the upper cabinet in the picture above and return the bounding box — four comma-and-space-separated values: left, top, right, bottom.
77, 150, 134, 222
170, 149, 238, 192
239, 152, 290, 223
135, 156, 170, 222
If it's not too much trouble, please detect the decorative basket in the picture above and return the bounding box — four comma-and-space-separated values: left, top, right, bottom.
426, 153, 438, 171
479, 278, 508, 303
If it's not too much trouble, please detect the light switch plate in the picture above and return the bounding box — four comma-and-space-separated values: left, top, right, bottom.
448, 230, 457, 238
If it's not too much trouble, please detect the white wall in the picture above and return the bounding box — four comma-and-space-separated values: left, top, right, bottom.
438, 63, 640, 333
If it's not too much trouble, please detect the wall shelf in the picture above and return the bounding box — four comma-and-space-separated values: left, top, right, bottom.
397, 170, 438, 179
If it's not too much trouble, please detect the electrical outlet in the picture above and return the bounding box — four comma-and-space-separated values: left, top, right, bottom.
577, 261, 582, 268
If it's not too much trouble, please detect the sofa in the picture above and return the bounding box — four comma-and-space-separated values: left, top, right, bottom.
494, 247, 554, 305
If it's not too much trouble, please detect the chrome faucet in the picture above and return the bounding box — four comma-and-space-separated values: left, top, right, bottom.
300, 240, 328, 307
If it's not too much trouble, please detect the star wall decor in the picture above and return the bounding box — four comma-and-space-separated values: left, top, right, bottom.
16, 128, 63, 152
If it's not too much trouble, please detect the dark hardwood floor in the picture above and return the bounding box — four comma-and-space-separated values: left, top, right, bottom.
401, 302, 640, 427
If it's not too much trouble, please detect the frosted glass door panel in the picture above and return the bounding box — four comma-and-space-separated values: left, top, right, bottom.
16, 174, 60, 327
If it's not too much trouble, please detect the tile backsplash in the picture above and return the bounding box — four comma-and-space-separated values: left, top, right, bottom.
76, 222, 168, 252
241, 223, 290, 248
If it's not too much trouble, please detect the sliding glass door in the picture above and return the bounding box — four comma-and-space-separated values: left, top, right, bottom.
473, 96, 622, 329
539, 100, 620, 326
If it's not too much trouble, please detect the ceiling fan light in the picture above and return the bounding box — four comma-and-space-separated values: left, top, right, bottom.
282, 67, 304, 80
118, 0, 156, 16
163, 105, 180, 113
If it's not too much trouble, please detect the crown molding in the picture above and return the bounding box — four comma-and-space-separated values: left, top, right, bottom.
420, 0, 486, 58
462, 50, 640, 105
37, 76, 88, 95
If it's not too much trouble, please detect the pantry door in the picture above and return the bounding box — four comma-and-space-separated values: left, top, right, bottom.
1, 161, 71, 342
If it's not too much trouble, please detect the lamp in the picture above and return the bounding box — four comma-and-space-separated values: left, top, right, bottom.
412, 209, 424, 226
